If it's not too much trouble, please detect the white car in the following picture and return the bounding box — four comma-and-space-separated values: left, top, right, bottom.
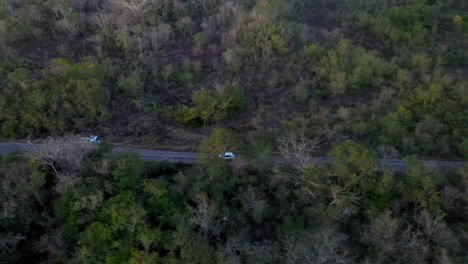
219, 152, 235, 160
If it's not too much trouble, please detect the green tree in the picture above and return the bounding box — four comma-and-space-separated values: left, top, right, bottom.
128, 250, 159, 264
78, 222, 114, 261
0, 58, 112, 137
402, 156, 443, 215
198, 128, 240, 155
103, 192, 146, 234
181, 83, 247, 126
112, 154, 145, 193
328, 140, 377, 185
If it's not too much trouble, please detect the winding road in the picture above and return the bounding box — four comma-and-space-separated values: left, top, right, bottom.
0, 143, 465, 172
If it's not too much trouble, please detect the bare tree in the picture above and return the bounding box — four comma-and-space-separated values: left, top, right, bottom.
326, 185, 361, 220
0, 161, 46, 217
278, 133, 320, 170
245, 241, 277, 264
364, 210, 399, 256
115, 0, 150, 12
49, 0, 80, 35
378, 145, 400, 159
441, 185, 464, 213
0, 233, 25, 257
191, 0, 219, 14
400, 226, 430, 263
37, 228, 66, 260
176, 16, 194, 39
415, 210, 455, 247
435, 248, 454, 264
71, 0, 106, 11
188, 193, 221, 238
92, 13, 116, 39
0, 19, 8, 34
221, 234, 250, 263
26, 136, 89, 193
240, 186, 267, 224
112, 0, 151, 22
147, 23, 172, 51
282, 227, 353, 264
50, 0, 73, 20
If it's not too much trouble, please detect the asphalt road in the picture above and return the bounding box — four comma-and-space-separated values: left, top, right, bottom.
0, 143, 465, 172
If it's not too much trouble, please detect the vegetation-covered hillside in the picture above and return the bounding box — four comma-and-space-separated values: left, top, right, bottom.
0, 0, 466, 158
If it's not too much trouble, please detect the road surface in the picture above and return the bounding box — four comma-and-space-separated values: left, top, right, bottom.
0, 143, 465, 172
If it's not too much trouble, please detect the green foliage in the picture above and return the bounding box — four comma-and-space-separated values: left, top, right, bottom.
180, 83, 247, 126
0, 0, 466, 262
54, 191, 79, 225
329, 140, 377, 180
115, 31, 133, 53
105, 247, 133, 264
0, 0, 464, 163
0, 155, 41, 263
6, 68, 30, 89
160, 59, 202, 85
143, 179, 182, 225
80, 222, 114, 255
293, 82, 309, 104
1, 142, 466, 263
368, 172, 394, 209
222, 49, 241, 73
305, 44, 326, 59
117, 74, 143, 98
193, 32, 208, 46
89, 141, 114, 161
355, 2, 440, 46
241, 21, 298, 56
128, 250, 158, 264
0, 57, 112, 137
136, 225, 162, 252
376, 80, 467, 157
29, 171, 46, 192
76, 191, 149, 263
246, 136, 275, 161
316, 39, 396, 95
402, 156, 443, 215
141, 133, 159, 146
276, 215, 305, 237
198, 128, 240, 155
252, 0, 294, 21
112, 154, 145, 193
103, 192, 146, 233
170, 228, 216, 264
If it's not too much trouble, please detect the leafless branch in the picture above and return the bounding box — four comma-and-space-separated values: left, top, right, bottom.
278, 133, 321, 170
26, 136, 89, 193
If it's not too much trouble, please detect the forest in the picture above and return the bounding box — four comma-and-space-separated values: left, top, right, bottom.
0, 138, 467, 263
0, 0, 466, 158
0, 0, 467, 263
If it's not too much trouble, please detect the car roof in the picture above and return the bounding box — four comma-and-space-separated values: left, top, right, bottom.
224, 152, 234, 155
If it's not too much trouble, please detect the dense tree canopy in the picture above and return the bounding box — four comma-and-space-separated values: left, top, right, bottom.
0, 1, 466, 262
0, 140, 466, 263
